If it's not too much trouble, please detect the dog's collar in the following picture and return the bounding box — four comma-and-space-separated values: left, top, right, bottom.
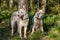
18, 15, 24, 20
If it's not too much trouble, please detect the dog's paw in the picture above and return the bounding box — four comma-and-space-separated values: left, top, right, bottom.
24, 36, 27, 39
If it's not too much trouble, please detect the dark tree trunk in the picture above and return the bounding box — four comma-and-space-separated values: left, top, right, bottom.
30, 0, 33, 10
9, 0, 13, 8
37, 0, 39, 8
18, 0, 28, 11
41, 0, 46, 12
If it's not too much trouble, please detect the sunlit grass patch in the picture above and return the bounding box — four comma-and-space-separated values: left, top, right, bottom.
28, 29, 44, 40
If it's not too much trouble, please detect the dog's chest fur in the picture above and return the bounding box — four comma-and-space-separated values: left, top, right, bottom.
34, 16, 40, 24
20, 19, 28, 26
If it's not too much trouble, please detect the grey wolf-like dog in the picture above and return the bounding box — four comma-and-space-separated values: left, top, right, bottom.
31, 9, 45, 34
11, 8, 29, 38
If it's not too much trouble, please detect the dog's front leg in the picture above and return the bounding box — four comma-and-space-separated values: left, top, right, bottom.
18, 26, 22, 38
24, 26, 27, 38
31, 24, 35, 34
40, 19, 43, 32
18, 22, 22, 38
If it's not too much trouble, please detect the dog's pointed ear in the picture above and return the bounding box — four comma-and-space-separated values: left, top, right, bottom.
34, 8, 39, 14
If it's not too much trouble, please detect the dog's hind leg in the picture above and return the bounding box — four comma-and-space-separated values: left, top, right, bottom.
11, 20, 15, 36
